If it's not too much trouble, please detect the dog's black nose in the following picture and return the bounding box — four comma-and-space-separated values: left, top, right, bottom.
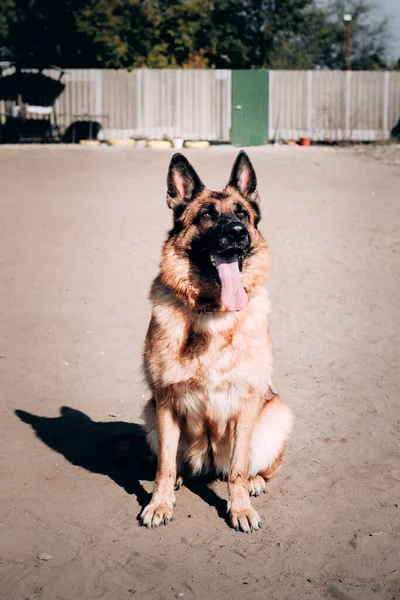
226, 221, 247, 240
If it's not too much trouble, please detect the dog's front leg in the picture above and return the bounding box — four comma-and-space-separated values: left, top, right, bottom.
140, 402, 180, 528
228, 395, 262, 533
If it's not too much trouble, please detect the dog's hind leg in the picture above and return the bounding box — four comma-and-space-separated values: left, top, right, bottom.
248, 447, 285, 496
248, 394, 293, 494
174, 475, 184, 490
259, 445, 286, 479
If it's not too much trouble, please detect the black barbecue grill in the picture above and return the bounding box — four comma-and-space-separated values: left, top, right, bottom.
0, 63, 65, 143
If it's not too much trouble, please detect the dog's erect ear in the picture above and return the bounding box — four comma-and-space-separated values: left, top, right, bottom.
167, 153, 204, 209
228, 150, 259, 202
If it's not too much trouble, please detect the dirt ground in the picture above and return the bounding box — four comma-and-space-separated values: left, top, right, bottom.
0, 145, 399, 600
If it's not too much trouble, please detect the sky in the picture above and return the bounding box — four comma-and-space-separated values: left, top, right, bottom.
379, 0, 400, 59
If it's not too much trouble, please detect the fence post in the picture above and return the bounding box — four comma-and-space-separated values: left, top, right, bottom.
136, 69, 142, 135
94, 69, 102, 122
176, 69, 181, 137
345, 70, 351, 140
306, 70, 313, 139
268, 70, 273, 141
383, 71, 390, 139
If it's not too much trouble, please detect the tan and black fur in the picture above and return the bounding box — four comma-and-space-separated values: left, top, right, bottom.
140, 151, 293, 532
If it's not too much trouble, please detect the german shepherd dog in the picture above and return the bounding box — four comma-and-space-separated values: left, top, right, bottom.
140, 151, 293, 532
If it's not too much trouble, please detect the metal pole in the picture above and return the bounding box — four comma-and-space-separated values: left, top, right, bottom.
346, 21, 351, 71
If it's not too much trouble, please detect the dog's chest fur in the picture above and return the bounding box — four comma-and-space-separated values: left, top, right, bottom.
145, 283, 273, 434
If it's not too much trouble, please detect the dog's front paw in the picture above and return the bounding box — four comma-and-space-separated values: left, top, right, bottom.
229, 505, 262, 533
140, 501, 174, 528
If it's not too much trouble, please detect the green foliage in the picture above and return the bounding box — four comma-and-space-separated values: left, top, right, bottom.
76, 0, 151, 68
0, 0, 15, 48
0, 0, 93, 65
0, 0, 393, 69
144, 0, 212, 67
199, 0, 333, 69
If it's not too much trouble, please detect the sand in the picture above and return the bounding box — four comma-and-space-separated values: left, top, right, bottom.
0, 145, 399, 600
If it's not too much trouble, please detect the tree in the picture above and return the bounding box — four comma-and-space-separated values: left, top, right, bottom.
143, 0, 212, 67
76, 0, 151, 68
316, 0, 389, 70
0, 0, 392, 69
199, 0, 329, 69
0, 0, 17, 61
0, 0, 92, 66
199, 0, 390, 70
0, 0, 152, 67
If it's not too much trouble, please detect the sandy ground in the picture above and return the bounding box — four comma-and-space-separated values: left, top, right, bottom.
0, 145, 399, 600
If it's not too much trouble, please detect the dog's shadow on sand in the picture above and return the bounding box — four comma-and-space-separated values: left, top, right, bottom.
15, 406, 228, 522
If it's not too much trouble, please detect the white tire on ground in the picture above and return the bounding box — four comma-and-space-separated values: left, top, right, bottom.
107, 139, 136, 147
147, 140, 173, 149
184, 140, 210, 149
79, 140, 101, 147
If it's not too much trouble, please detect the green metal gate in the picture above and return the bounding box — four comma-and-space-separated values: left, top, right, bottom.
231, 70, 269, 146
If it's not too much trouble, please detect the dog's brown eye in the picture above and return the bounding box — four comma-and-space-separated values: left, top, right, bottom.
236, 210, 248, 220
202, 212, 212, 220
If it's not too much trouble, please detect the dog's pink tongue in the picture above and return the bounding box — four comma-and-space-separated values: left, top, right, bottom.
215, 253, 248, 312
